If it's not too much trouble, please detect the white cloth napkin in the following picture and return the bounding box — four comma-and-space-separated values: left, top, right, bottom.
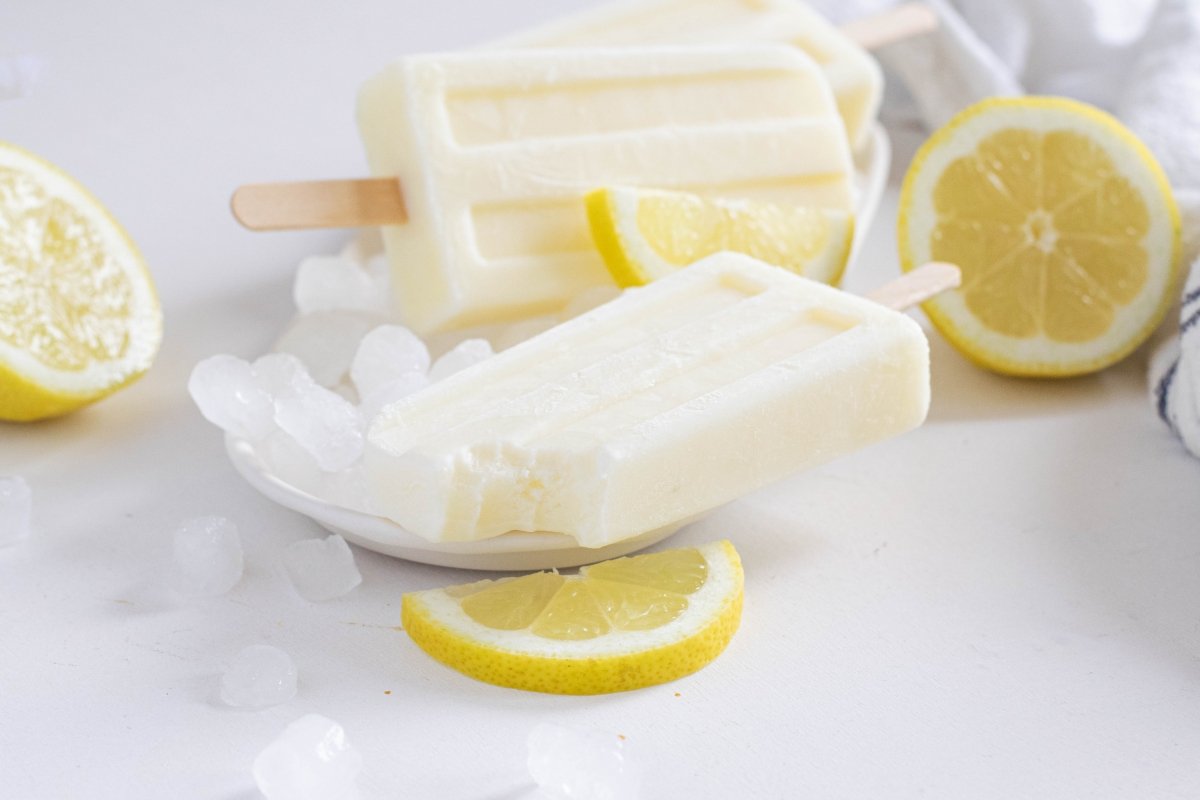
811, 0, 1200, 455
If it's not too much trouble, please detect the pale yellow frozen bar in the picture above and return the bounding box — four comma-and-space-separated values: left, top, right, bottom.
365, 253, 929, 547
497, 0, 883, 152
357, 45, 855, 333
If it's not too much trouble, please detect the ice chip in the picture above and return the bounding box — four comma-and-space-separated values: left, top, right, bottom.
364, 253, 391, 295
253, 353, 312, 396
253, 714, 362, 800
188, 355, 276, 441
282, 535, 362, 602
428, 338, 493, 382
527, 723, 642, 800
172, 516, 243, 596
265, 352, 367, 472
293, 255, 388, 316
221, 644, 298, 709
359, 372, 429, 423
0, 476, 32, 547
350, 325, 430, 398
276, 312, 376, 388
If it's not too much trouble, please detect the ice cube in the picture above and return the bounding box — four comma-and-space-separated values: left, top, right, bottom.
282, 535, 362, 602
172, 516, 243, 597
358, 372, 430, 423
221, 644, 298, 709
365, 254, 392, 303
188, 355, 276, 441
293, 255, 389, 316
428, 338, 493, 382
251, 354, 363, 473
253, 353, 311, 398
0, 476, 32, 547
527, 723, 642, 800
349, 325, 430, 398
253, 714, 363, 800
339, 230, 385, 265
275, 312, 376, 388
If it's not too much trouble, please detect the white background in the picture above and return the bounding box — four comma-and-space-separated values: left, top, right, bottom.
3, 1, 1200, 798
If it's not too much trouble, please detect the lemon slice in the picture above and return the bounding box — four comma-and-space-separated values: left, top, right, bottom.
401, 540, 744, 695
0, 141, 161, 421
898, 97, 1181, 376
586, 186, 854, 288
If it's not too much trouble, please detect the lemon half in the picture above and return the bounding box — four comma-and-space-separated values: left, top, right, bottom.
0, 142, 161, 421
587, 186, 854, 288
898, 97, 1180, 377
401, 540, 744, 695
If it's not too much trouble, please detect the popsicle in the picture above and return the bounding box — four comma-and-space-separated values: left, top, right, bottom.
365, 253, 934, 548
495, 0, 886, 152
353, 45, 855, 334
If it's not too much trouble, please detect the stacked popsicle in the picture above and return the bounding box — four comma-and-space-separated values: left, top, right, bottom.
233, 0, 943, 549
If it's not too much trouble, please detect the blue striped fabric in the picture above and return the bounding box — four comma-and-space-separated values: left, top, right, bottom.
1150, 256, 1200, 457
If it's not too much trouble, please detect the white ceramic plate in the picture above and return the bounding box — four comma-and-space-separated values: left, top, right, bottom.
226, 436, 690, 570
228, 125, 892, 571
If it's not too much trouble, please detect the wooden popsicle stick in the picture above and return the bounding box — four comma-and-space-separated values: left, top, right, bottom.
840, 2, 939, 51
231, 178, 407, 231
867, 262, 960, 311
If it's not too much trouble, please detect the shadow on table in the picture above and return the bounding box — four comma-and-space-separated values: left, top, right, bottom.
1011, 418, 1200, 674
923, 332, 1152, 424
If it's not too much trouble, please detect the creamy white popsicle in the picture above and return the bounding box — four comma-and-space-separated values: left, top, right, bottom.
356, 45, 855, 333
495, 0, 883, 152
365, 253, 929, 547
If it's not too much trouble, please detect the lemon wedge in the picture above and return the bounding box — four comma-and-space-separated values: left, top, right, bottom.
898, 97, 1181, 377
401, 540, 744, 695
0, 142, 161, 421
586, 186, 854, 287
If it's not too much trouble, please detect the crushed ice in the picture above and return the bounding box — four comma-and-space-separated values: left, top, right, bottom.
171, 515, 244, 596
282, 534, 362, 602
527, 723, 643, 800
253, 714, 362, 800
221, 644, 298, 709
189, 242, 625, 513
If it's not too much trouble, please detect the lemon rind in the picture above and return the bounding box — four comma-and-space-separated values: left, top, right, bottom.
0, 140, 162, 419
586, 186, 855, 288
401, 540, 744, 694
897, 96, 1182, 377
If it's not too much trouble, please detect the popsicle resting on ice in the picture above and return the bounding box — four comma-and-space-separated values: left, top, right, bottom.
496, 0, 885, 152
355, 45, 855, 333
365, 253, 931, 548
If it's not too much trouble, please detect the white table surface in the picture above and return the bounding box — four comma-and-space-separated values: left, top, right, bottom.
4, 2, 1200, 798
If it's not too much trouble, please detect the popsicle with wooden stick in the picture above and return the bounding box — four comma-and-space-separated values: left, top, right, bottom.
232, 6, 938, 334
364, 253, 955, 546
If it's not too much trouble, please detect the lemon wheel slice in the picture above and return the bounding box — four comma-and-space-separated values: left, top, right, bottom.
401, 540, 744, 695
898, 97, 1181, 377
586, 186, 854, 288
0, 141, 161, 421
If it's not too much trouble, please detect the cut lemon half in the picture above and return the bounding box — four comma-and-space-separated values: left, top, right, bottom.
898, 97, 1180, 377
0, 142, 162, 421
586, 186, 854, 288
401, 540, 744, 695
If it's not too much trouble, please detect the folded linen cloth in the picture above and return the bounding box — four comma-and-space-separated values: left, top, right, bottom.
1151, 258, 1200, 458
810, 0, 1200, 455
